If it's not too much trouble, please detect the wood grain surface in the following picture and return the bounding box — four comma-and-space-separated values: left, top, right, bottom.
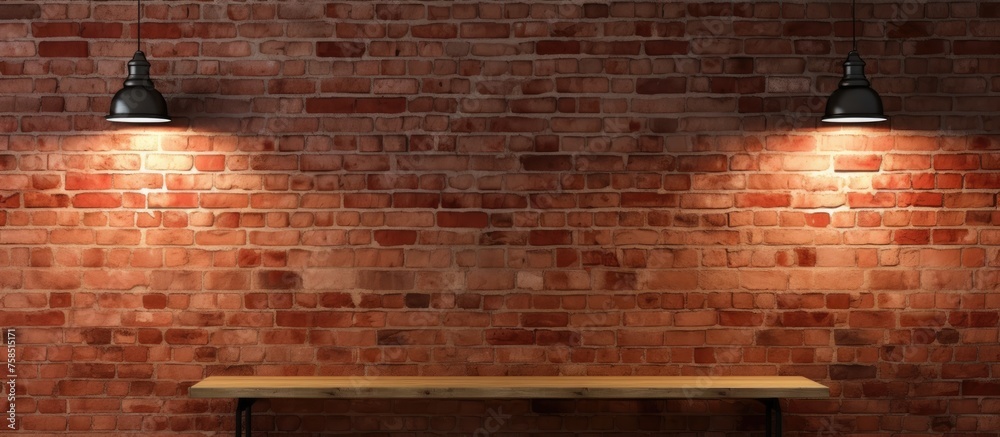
189, 375, 830, 400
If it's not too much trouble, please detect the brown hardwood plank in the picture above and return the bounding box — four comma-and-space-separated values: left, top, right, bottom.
189, 375, 830, 399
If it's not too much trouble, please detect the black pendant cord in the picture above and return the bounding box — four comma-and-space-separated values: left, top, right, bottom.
137, 0, 141, 52
851, 0, 857, 51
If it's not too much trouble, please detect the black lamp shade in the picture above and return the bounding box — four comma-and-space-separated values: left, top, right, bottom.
107, 51, 171, 123
822, 51, 886, 123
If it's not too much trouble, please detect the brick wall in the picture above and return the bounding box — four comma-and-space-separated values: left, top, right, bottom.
1, 0, 999, 435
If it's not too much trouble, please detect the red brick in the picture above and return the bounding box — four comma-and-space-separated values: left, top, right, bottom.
245, 155, 294, 171
719, 311, 763, 326
847, 192, 895, 208
166, 174, 212, 191
200, 193, 249, 209
485, 117, 545, 133
740, 271, 787, 290
72, 193, 121, 208
437, 211, 488, 228
358, 270, 413, 290
584, 41, 640, 55
521, 312, 568, 327
316, 41, 366, 57
954, 41, 1000, 55
934, 154, 980, 170
38, 40, 87, 57
900, 311, 948, 328
23, 193, 67, 208
962, 380, 1000, 396
341, 155, 389, 172
834, 155, 882, 172
781, 311, 834, 327
894, 229, 930, 245
529, 230, 571, 246
756, 330, 802, 346
645, 40, 688, 55
830, 364, 877, 380
636, 78, 686, 94
804, 213, 830, 228
372, 189, 430, 208
869, 271, 919, 290
544, 270, 592, 290
373, 230, 417, 246
82, 22, 124, 38
932, 229, 975, 245
850, 310, 897, 328
735, 193, 791, 208
249, 194, 298, 210
0, 310, 66, 326
935, 174, 964, 191
966, 173, 1000, 189
766, 136, 816, 152
83, 270, 147, 290
112, 174, 161, 190
955, 311, 1000, 327
460, 22, 509, 38
945, 193, 993, 208
65, 173, 112, 190
486, 329, 533, 345
897, 192, 942, 207
146, 154, 194, 171
256, 270, 302, 289
520, 154, 572, 171
0, 4, 40, 19
194, 155, 226, 171
883, 154, 931, 170
834, 329, 881, 345
411, 24, 457, 39
57, 380, 104, 396
306, 97, 405, 113
157, 364, 203, 380
680, 193, 732, 209
146, 230, 195, 246
68, 363, 116, 378
1, 229, 46, 244
621, 193, 678, 207
356, 97, 407, 113
677, 155, 727, 172
148, 193, 199, 209
536, 40, 580, 54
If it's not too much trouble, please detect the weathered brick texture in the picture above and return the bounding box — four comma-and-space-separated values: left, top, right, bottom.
0, 0, 998, 435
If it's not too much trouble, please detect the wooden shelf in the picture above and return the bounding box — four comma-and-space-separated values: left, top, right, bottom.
189, 375, 830, 400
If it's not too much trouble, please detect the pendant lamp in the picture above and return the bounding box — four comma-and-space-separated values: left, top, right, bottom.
107, 0, 171, 123
822, 0, 886, 123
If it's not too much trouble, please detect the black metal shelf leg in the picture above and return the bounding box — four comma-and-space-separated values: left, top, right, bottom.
759, 398, 782, 437
236, 398, 257, 437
